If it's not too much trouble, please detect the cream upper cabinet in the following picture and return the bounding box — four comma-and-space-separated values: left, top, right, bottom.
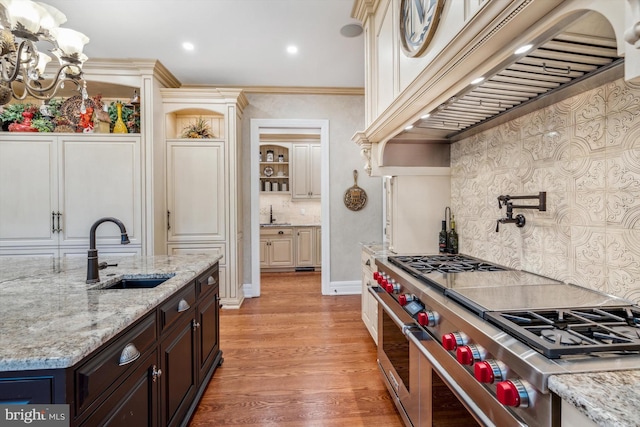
166, 141, 225, 243
291, 143, 321, 199
0, 134, 142, 256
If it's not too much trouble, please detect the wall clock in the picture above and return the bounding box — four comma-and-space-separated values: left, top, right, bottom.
400, 0, 444, 57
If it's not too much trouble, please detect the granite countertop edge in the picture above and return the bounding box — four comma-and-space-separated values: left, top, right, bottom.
0, 254, 222, 372
548, 370, 640, 427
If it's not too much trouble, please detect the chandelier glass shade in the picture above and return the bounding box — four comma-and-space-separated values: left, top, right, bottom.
0, 0, 90, 105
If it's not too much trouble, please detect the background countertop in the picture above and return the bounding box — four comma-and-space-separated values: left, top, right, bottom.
549, 370, 640, 427
0, 254, 220, 372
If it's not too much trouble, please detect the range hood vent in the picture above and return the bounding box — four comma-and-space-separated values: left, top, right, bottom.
403, 13, 623, 142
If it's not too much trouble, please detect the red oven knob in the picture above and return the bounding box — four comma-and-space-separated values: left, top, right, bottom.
441, 332, 468, 351
456, 346, 473, 365
474, 359, 507, 383
385, 280, 400, 293
380, 277, 388, 287
373, 272, 380, 281
456, 344, 486, 366
496, 380, 532, 408
417, 310, 440, 327
398, 294, 417, 306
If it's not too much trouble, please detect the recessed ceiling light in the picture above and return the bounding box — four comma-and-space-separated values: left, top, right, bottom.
404, 125, 414, 131
287, 45, 298, 54
340, 23, 363, 38
515, 44, 533, 54
421, 113, 431, 119
471, 77, 484, 84
182, 42, 195, 51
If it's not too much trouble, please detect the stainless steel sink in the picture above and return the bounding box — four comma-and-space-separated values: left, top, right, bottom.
97, 274, 175, 290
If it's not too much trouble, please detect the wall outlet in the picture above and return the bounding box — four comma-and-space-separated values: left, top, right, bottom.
300, 208, 306, 215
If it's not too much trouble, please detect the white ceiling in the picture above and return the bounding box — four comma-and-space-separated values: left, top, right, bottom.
41, 0, 365, 88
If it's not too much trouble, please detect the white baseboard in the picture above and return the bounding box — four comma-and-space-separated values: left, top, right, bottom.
324, 280, 361, 295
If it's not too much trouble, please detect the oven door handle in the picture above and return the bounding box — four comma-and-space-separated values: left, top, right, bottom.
368, 285, 416, 334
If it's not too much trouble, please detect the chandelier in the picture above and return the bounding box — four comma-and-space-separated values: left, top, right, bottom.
0, 0, 90, 105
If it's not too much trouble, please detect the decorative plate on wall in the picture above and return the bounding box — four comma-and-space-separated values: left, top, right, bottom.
263, 166, 274, 177
399, 0, 444, 57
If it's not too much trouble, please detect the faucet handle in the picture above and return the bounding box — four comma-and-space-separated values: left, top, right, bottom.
98, 262, 118, 270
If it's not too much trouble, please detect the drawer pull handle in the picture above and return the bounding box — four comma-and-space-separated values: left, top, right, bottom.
207, 276, 217, 286
278, 230, 284, 235
119, 343, 141, 366
177, 299, 190, 313
152, 365, 162, 382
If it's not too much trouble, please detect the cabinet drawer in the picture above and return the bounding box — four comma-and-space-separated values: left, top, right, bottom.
160, 282, 196, 333
260, 227, 292, 237
196, 265, 219, 299
75, 312, 157, 416
0, 377, 53, 404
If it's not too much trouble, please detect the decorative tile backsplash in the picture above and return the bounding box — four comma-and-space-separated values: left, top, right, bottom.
451, 77, 640, 303
259, 194, 321, 225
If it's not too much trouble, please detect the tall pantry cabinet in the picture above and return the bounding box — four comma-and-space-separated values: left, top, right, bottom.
161, 88, 248, 309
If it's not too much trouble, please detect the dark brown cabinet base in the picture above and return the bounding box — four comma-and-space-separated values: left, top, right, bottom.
0, 263, 221, 427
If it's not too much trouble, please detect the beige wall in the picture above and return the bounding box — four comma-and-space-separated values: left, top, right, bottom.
451, 77, 640, 303
241, 93, 379, 284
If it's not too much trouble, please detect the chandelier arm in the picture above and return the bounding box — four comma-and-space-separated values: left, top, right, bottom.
9, 40, 38, 82
23, 72, 82, 100
23, 65, 78, 94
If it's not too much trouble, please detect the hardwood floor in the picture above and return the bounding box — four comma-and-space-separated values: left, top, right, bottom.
188, 271, 404, 427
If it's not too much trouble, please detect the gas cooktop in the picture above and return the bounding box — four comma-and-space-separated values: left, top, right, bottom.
485, 306, 640, 358
389, 254, 506, 275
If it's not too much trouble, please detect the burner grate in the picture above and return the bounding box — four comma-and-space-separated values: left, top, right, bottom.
486, 307, 640, 358
389, 254, 506, 275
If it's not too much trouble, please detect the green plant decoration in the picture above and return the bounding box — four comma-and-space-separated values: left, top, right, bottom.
0, 103, 27, 124
31, 117, 55, 132
181, 117, 214, 138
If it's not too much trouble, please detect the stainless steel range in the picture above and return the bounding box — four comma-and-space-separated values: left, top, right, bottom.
370, 253, 640, 427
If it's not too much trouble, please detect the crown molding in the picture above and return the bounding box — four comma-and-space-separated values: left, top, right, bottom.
183, 85, 364, 96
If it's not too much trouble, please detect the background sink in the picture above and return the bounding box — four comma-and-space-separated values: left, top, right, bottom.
101, 274, 175, 290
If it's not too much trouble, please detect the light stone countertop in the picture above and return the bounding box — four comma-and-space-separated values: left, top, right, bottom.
549, 371, 640, 427
0, 254, 221, 372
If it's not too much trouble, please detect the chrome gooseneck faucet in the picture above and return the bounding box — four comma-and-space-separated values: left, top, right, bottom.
87, 217, 130, 283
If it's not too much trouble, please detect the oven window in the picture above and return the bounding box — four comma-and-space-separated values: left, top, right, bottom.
382, 310, 410, 391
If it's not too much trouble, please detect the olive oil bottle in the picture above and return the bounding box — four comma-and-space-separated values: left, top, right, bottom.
447, 215, 458, 254
438, 220, 448, 253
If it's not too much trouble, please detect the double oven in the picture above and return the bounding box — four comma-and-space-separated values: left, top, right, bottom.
370, 254, 640, 427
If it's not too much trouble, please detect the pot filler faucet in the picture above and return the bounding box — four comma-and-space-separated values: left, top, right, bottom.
86, 217, 130, 283
496, 192, 546, 232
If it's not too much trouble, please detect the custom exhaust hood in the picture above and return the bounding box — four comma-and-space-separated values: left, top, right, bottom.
393, 11, 623, 145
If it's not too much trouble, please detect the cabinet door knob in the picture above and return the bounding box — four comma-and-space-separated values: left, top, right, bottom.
192, 319, 201, 330
177, 299, 190, 313
152, 365, 162, 382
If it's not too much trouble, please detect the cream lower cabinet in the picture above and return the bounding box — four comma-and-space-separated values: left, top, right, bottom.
361, 246, 378, 344
294, 226, 321, 270
260, 228, 294, 269
291, 143, 321, 199
0, 134, 142, 257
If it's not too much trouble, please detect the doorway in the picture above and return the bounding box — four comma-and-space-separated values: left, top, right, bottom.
250, 119, 330, 297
